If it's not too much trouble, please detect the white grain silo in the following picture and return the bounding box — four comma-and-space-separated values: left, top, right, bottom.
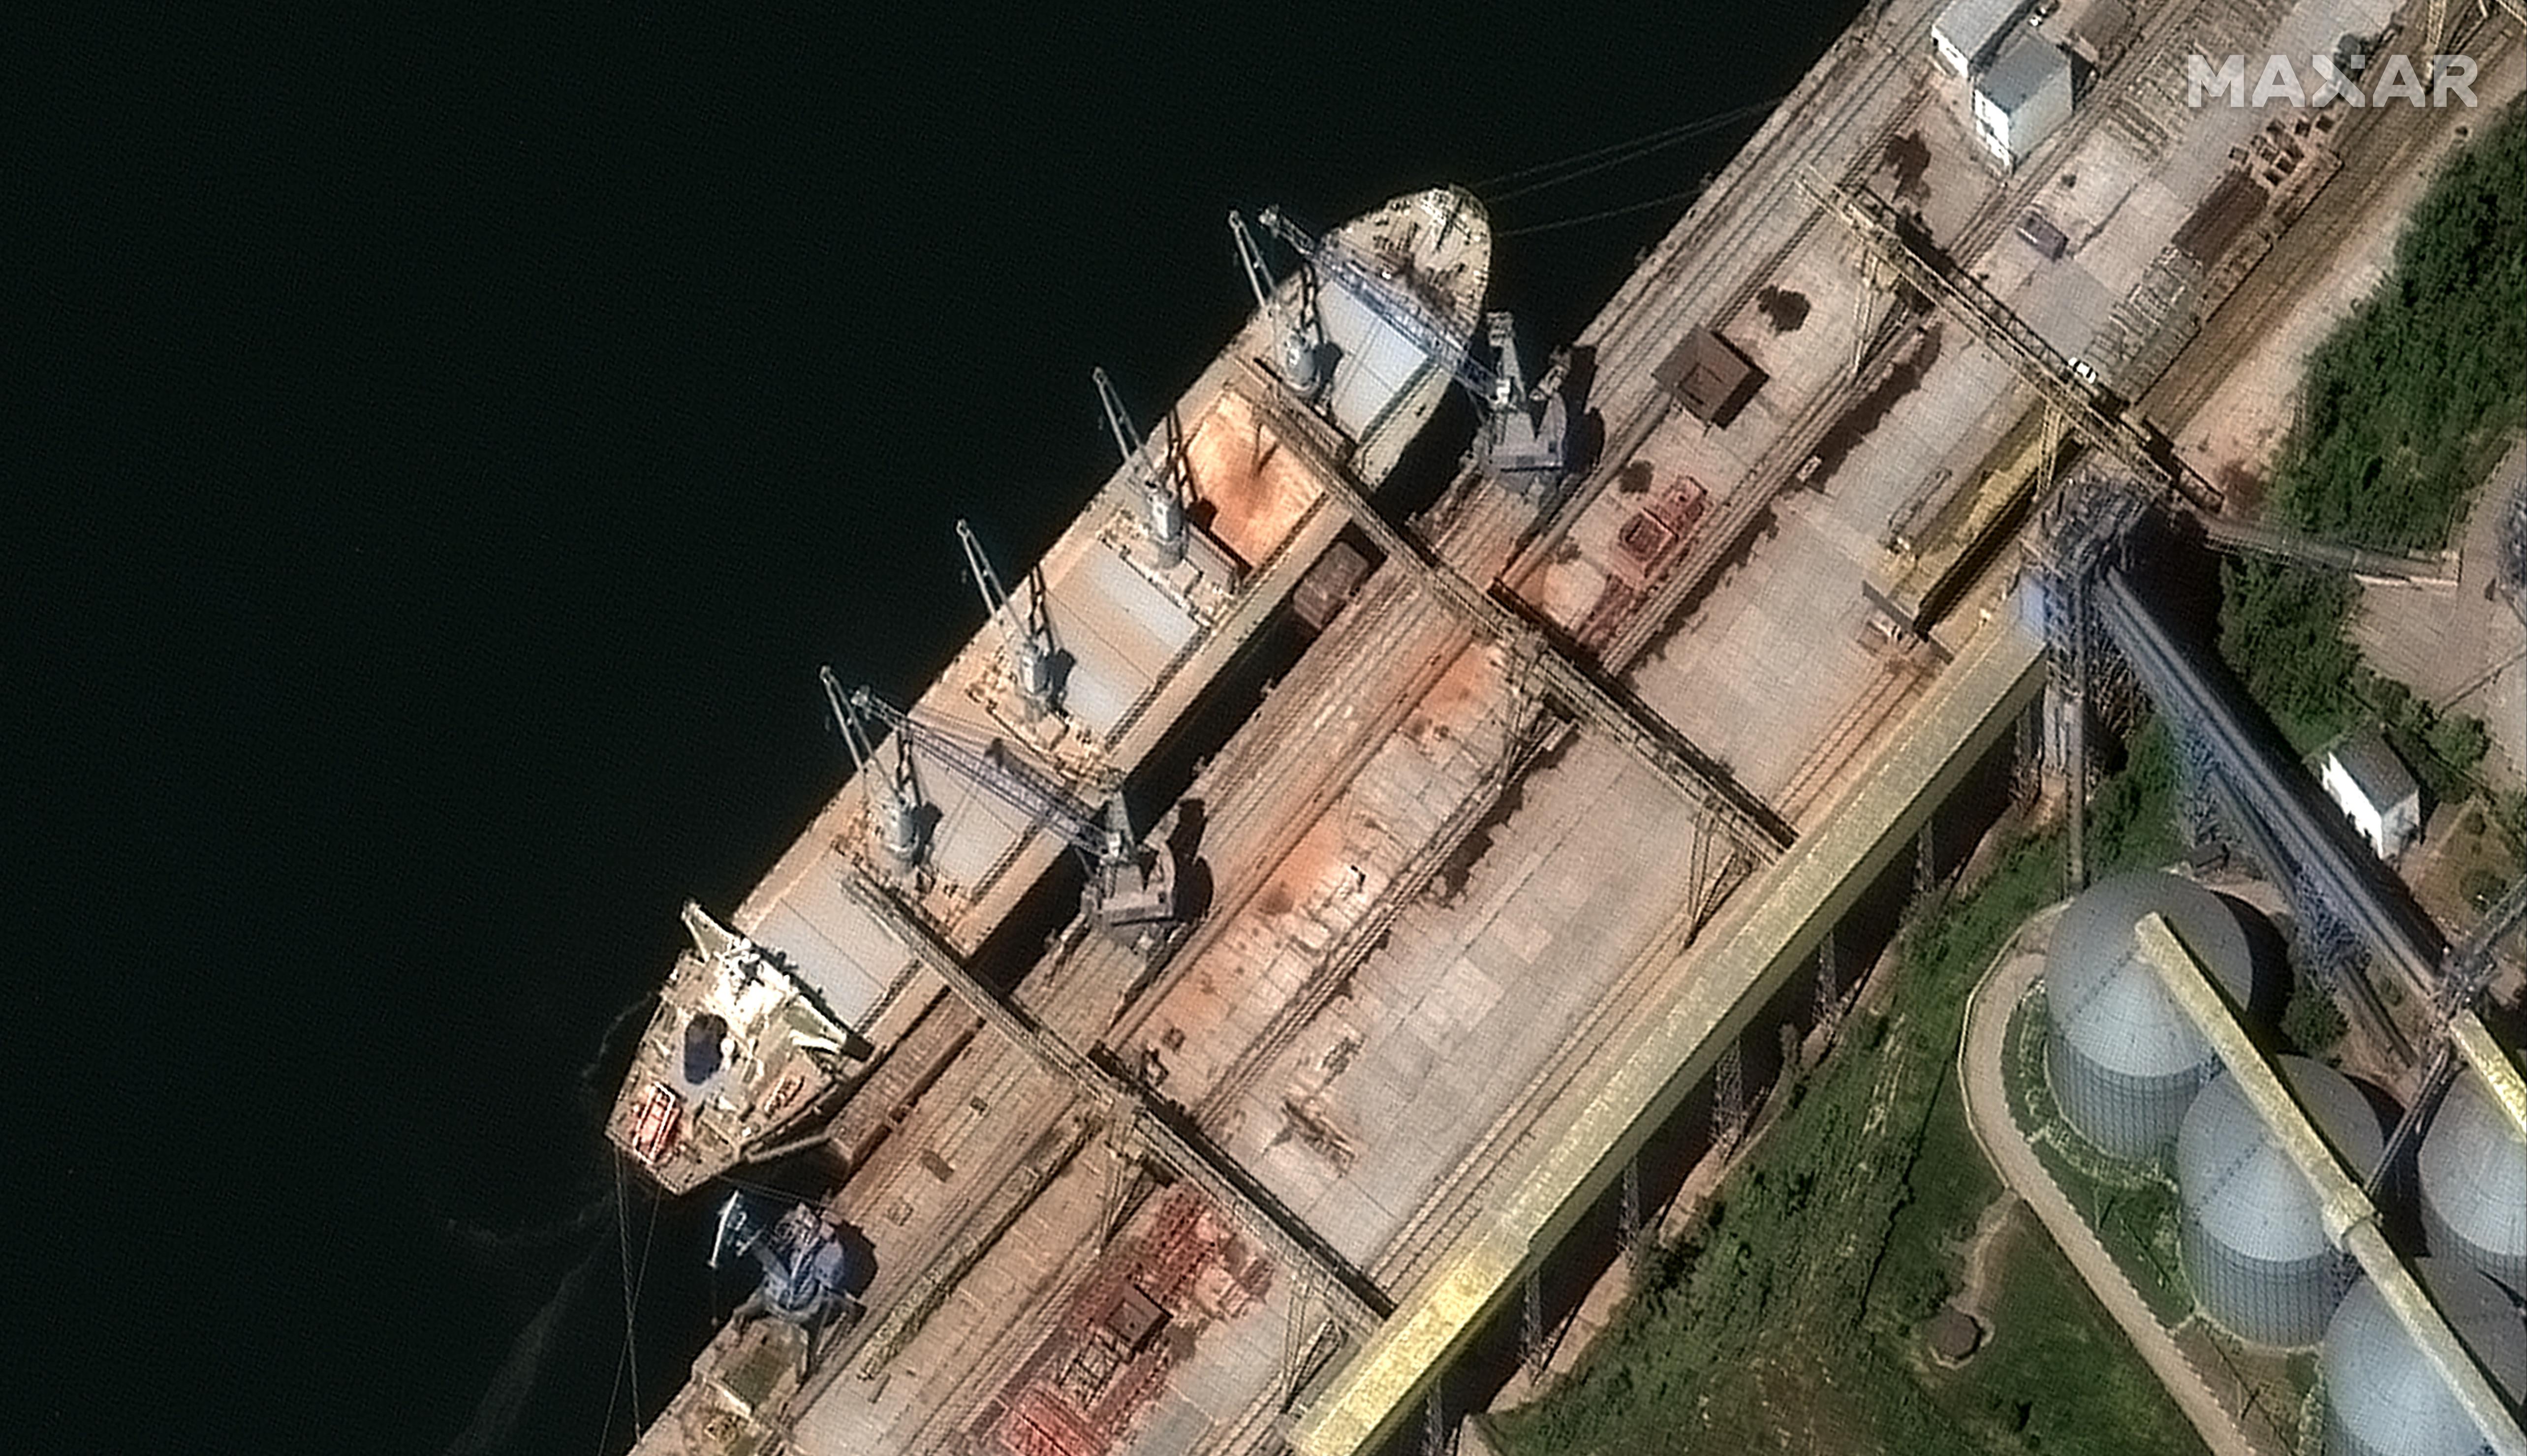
2419, 1067, 2527, 1299
2045, 870, 2260, 1160
2176, 1057, 2384, 1346
2322, 1259, 2527, 1456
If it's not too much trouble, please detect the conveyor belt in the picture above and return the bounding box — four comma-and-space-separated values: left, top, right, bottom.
2093, 571, 2446, 992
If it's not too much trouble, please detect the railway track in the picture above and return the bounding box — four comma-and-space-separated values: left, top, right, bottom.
1520, 36, 1940, 567
1186, 710, 1562, 1140
1104, 584, 1474, 1056
1775, 652, 1935, 825
1364, 797, 1727, 1298
2141, 11, 2516, 435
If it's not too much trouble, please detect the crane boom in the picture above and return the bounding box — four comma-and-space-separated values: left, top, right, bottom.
1229, 210, 1327, 397
1255, 205, 1494, 400
1093, 366, 1151, 474
1229, 209, 1279, 314
821, 665, 926, 871
1254, 204, 1565, 489
846, 686, 1102, 852
846, 686, 1178, 935
956, 518, 1025, 655
955, 519, 1058, 718
1093, 367, 1187, 563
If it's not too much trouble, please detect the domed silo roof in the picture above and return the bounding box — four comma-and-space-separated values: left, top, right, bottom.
2419, 1068, 2527, 1298
2177, 1058, 2382, 1346
2323, 1259, 2527, 1456
2045, 870, 2260, 1160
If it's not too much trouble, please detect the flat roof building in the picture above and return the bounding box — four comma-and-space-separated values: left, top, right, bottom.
2321, 727, 2423, 859
1934, 0, 2036, 76
1653, 326, 1765, 428
1972, 28, 2075, 168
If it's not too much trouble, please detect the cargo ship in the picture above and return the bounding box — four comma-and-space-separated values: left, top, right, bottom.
604, 186, 1492, 1200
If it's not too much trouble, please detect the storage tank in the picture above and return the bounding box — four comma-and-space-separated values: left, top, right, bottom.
2322, 1258, 2527, 1456
2419, 1067, 2527, 1298
2176, 1057, 2383, 1346
2045, 870, 2260, 1159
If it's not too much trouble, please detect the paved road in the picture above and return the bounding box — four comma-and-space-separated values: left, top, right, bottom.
1956, 941, 2266, 1456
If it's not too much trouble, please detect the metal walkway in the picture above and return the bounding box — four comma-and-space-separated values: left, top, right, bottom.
1240, 375, 1796, 859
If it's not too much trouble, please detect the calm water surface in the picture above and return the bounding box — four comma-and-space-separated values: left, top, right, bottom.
27, 5, 1864, 1451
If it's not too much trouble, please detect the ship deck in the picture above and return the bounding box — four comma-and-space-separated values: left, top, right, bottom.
606, 189, 1493, 1202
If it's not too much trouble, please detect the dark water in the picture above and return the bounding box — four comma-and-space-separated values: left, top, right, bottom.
24, 5, 1860, 1452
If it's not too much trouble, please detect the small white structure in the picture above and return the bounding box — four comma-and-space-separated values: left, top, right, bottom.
2321, 727, 2422, 859
1973, 27, 2076, 168
1934, 0, 2035, 76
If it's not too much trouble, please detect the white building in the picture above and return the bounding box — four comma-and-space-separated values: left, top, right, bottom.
1934, 0, 2034, 76
1972, 27, 2075, 168
2320, 727, 2423, 859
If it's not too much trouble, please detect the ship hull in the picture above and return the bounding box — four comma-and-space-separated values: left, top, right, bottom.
603, 189, 1492, 1199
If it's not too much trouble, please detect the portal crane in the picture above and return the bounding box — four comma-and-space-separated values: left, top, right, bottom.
821, 665, 927, 874
1480, 310, 1571, 491
1094, 367, 1188, 566
844, 685, 1177, 935
711, 1192, 854, 1338
1253, 206, 1570, 492
1229, 209, 1327, 398
956, 519, 1059, 720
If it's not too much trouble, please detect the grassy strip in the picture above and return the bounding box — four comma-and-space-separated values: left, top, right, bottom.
1999, 985, 2194, 1327
2217, 98, 2525, 785
1488, 747, 2204, 1456
2088, 716, 2183, 875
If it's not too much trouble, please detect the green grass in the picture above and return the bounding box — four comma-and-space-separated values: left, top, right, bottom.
1998, 988, 2194, 1327
2087, 715, 2182, 879
2026, 1137, 2191, 1329
1486, 822, 2209, 1456
1958, 1219, 2207, 1456
2218, 98, 2527, 744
